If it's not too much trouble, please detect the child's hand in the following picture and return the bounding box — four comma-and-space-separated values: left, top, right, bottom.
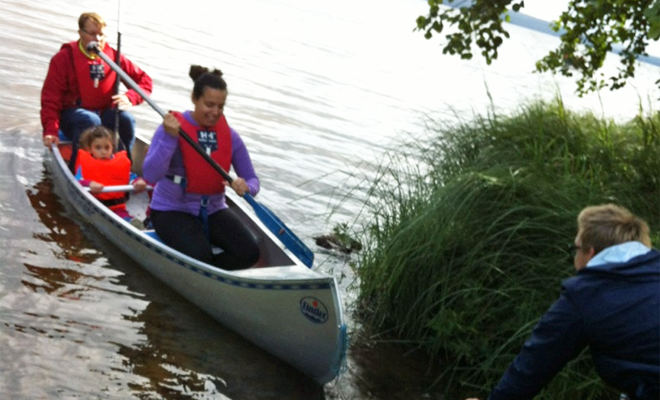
132, 178, 148, 193
89, 181, 104, 194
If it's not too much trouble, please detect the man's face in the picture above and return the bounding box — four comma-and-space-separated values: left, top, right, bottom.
573, 231, 594, 271
79, 20, 107, 51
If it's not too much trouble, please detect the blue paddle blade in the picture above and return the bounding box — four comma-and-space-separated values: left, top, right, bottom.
243, 194, 315, 268
85, 44, 315, 267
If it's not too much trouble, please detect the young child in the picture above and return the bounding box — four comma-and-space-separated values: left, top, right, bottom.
75, 126, 147, 229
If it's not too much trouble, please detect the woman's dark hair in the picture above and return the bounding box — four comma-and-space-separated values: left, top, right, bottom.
189, 65, 227, 99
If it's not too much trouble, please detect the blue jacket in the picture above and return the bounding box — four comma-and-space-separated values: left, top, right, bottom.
488, 242, 660, 400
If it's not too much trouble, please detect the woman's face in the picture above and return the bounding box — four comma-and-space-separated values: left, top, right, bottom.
192, 87, 227, 128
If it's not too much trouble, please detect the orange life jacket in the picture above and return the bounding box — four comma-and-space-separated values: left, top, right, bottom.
75, 149, 131, 208
172, 111, 232, 195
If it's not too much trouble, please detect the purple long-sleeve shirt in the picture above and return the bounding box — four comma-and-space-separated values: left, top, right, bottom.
143, 110, 260, 216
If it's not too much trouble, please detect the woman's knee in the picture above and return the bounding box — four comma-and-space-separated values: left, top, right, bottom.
237, 236, 261, 267
151, 211, 212, 262
243, 240, 261, 265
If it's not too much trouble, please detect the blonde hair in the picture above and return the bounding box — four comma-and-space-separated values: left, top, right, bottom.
578, 204, 651, 254
78, 12, 106, 30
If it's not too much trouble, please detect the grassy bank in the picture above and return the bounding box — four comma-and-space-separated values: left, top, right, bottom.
353, 98, 660, 398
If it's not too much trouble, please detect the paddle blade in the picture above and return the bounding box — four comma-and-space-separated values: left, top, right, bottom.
244, 194, 315, 268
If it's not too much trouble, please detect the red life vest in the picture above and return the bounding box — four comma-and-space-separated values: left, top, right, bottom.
75, 149, 131, 206
172, 112, 232, 195
66, 41, 116, 110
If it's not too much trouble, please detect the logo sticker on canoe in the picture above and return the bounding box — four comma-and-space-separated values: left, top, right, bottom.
300, 297, 328, 324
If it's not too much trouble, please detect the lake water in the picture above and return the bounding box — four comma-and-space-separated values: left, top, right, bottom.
1, 0, 658, 398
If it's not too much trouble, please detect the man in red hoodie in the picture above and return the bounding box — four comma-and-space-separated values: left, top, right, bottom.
40, 12, 152, 170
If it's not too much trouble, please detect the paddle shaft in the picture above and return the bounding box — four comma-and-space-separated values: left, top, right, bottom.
88, 41, 315, 267
88, 42, 234, 184
85, 184, 154, 194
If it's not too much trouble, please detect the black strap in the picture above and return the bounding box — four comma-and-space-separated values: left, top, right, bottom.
100, 195, 128, 207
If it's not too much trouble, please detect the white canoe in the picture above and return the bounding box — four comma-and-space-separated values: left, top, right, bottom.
45, 143, 348, 384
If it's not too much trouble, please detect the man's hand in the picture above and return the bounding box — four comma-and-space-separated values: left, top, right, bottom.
43, 134, 60, 147
112, 93, 132, 110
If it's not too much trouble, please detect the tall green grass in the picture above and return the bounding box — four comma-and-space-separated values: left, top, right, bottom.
354, 98, 660, 398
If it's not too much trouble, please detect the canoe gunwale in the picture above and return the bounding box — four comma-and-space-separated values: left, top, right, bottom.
44, 143, 348, 384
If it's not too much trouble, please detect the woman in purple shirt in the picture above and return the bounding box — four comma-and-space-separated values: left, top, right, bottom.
142, 65, 260, 270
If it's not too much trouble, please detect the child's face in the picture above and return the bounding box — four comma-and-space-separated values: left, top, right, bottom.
89, 137, 113, 160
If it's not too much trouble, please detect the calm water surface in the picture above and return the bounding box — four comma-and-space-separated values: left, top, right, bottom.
1, 0, 658, 398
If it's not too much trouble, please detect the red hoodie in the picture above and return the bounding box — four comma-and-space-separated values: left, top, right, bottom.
40, 40, 153, 138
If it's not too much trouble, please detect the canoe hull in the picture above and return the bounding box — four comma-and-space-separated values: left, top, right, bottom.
45, 143, 347, 384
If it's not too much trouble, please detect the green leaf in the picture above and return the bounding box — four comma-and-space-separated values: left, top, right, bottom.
414, 0, 657, 95
645, 1, 660, 40
416, 16, 429, 29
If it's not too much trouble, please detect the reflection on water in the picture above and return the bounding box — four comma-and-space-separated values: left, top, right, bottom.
12, 171, 324, 399
0, 139, 432, 400
114, 299, 323, 400
1, 0, 659, 397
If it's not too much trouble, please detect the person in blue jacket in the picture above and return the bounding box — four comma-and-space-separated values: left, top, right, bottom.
466, 203, 659, 400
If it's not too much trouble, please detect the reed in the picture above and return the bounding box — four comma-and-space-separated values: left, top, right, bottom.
354, 98, 660, 398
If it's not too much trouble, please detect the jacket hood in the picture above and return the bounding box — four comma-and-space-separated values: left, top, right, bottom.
580, 242, 660, 280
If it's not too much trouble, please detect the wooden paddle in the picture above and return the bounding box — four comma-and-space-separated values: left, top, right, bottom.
87, 42, 315, 268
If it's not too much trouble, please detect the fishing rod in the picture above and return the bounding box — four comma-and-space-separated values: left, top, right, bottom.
113, 0, 131, 160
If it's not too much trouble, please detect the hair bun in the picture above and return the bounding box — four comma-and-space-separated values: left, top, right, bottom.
189, 65, 223, 81
189, 65, 208, 81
